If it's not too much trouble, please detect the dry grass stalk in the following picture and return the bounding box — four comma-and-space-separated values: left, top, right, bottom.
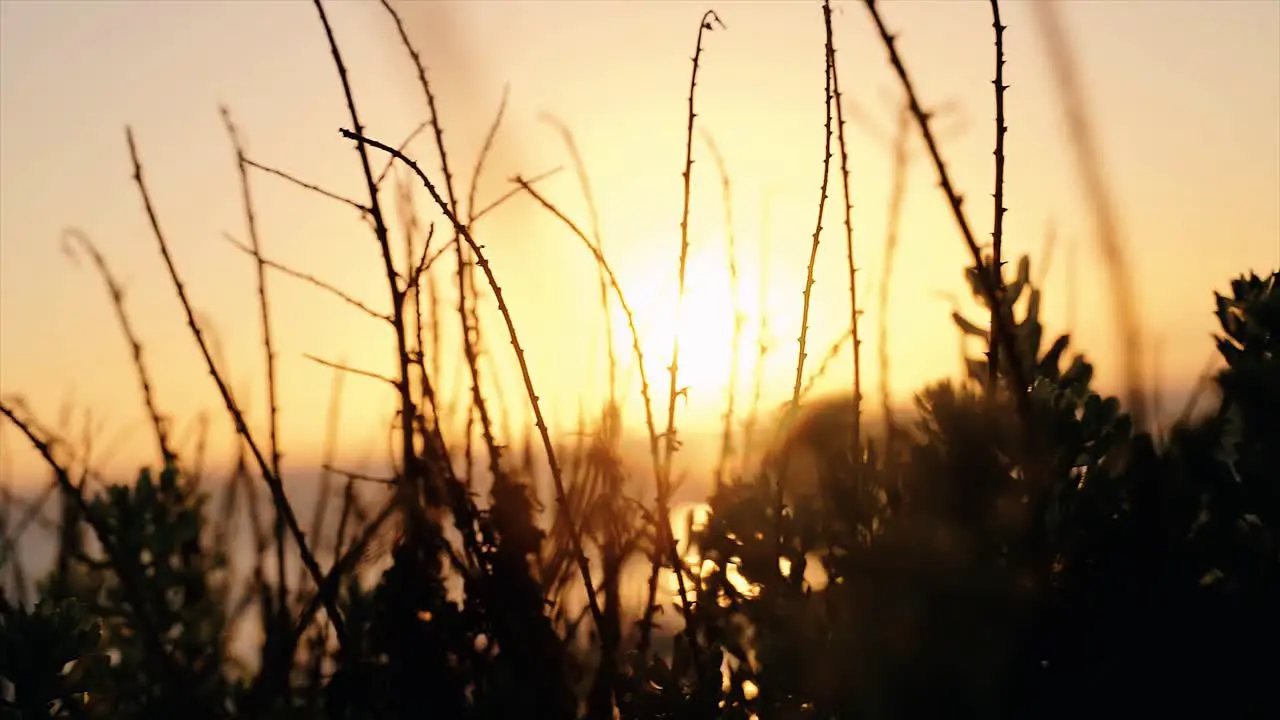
702, 131, 745, 490
340, 127, 608, 642
221, 106, 289, 619
1031, 0, 1148, 429
61, 229, 173, 464
878, 102, 911, 445
541, 114, 619, 408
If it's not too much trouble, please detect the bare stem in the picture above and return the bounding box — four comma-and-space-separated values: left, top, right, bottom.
988, 0, 1008, 392
221, 106, 289, 619
221, 232, 391, 323
61, 229, 173, 464
340, 127, 607, 643
825, 1, 862, 457
860, 0, 1032, 428
701, 131, 744, 490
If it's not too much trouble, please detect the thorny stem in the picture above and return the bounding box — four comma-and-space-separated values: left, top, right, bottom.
826, 0, 863, 459
650, 8, 725, 665
221, 232, 391, 323
340, 128, 608, 643
125, 127, 339, 634
376, 0, 502, 487
989, 0, 1008, 393
860, 0, 1033, 430
792, 3, 835, 419
313, 0, 420, 545
221, 106, 289, 624
61, 229, 173, 465
514, 179, 662, 500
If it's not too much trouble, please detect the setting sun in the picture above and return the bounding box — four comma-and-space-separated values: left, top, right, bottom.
610, 233, 753, 421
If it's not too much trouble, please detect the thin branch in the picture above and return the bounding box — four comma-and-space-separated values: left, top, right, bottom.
304, 354, 400, 388
648, 8, 724, 665
60, 229, 173, 464
314, 0, 420, 554
222, 106, 289, 618
222, 232, 391, 323
540, 114, 616, 406
513, 178, 661, 491
243, 157, 371, 215
125, 127, 343, 640
468, 85, 511, 226
375, 118, 430, 187
988, 0, 1009, 393
860, 0, 1033, 428
340, 127, 608, 644
701, 131, 744, 491
471, 166, 563, 224
792, 2, 836, 419
825, 0, 863, 456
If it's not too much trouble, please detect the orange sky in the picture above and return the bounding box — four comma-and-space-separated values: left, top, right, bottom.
2, 0, 1277, 488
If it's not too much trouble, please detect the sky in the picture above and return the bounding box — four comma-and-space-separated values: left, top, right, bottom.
1, 0, 1277, 490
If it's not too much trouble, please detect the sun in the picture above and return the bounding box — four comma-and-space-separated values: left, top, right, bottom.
610, 239, 748, 422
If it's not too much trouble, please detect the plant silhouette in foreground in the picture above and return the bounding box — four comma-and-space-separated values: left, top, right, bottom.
2, 1, 1277, 718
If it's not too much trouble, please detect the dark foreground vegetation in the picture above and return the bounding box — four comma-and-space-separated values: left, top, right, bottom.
2, 1, 1277, 718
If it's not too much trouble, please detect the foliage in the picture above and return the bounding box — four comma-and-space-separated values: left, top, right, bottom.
1, 0, 1275, 717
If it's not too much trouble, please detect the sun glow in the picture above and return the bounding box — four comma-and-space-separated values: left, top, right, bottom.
610, 237, 753, 423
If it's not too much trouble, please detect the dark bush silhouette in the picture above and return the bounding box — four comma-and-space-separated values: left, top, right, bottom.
2, 0, 1275, 717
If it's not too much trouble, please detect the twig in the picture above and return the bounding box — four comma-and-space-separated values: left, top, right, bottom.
826, 0, 863, 457
471, 166, 563, 224
988, 0, 1009, 393
792, 2, 836, 419
513, 178, 661, 490
701, 131, 744, 490
61, 229, 173, 464
1030, 0, 1147, 428
375, 119, 430, 187
468, 85, 510, 226
222, 106, 289, 620
540, 114, 617, 406
222, 232, 390, 322
303, 354, 400, 388
860, 0, 1033, 428
322, 464, 397, 486
878, 102, 910, 446
648, 9, 724, 664
376, 0, 500, 490
799, 329, 854, 401
341, 127, 607, 644
125, 127, 343, 639
314, 0, 420, 549
243, 157, 371, 215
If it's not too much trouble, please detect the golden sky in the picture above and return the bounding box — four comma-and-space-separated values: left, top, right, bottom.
2, 0, 1277, 488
